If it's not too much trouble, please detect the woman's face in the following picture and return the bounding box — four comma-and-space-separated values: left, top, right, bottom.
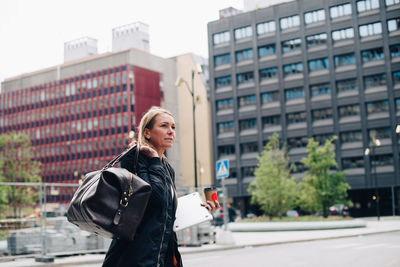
145, 113, 176, 153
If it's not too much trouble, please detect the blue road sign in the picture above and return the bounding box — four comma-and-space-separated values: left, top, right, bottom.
216, 159, 229, 179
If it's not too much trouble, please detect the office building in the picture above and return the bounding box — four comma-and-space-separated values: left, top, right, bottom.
208, 0, 400, 217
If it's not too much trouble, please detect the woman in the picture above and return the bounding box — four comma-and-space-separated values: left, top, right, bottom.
103, 106, 219, 267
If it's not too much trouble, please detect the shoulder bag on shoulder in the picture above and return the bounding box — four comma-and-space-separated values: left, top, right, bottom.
66, 144, 152, 241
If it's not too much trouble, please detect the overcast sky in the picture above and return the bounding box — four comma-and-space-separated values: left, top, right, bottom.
0, 0, 243, 89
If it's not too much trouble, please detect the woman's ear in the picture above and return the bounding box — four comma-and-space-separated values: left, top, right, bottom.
144, 128, 151, 140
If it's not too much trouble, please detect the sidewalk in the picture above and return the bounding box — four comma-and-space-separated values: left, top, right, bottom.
1, 217, 399, 267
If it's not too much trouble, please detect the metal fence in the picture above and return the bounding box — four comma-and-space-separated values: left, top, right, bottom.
0, 182, 216, 262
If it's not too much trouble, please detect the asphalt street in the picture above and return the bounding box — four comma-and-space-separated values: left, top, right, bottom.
63, 231, 400, 267
182, 231, 400, 267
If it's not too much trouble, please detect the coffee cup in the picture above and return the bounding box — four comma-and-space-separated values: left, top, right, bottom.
204, 187, 218, 202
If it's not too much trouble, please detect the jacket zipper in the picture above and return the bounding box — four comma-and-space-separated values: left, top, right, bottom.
156, 162, 171, 267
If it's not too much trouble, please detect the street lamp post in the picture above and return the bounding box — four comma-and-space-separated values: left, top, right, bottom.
175, 64, 202, 190
365, 138, 381, 221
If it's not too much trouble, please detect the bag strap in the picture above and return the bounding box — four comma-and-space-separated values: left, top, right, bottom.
102, 143, 140, 173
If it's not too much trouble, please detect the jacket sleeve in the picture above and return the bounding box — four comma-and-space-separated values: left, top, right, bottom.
121, 151, 167, 204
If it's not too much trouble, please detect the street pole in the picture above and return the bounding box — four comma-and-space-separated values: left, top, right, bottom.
191, 70, 198, 190
222, 177, 228, 231
373, 144, 380, 221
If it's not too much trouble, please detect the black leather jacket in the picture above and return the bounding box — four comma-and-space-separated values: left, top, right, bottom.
102, 151, 183, 267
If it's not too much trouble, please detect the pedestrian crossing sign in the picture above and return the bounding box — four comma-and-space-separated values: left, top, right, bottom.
216, 159, 229, 179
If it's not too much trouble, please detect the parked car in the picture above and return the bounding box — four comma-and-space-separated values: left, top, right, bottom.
286, 210, 300, 218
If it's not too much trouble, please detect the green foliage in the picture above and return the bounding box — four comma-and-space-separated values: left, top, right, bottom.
0, 133, 41, 219
298, 137, 350, 217
248, 133, 297, 219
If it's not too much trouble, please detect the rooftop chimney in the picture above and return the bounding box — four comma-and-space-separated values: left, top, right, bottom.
112, 21, 150, 52
64, 37, 98, 63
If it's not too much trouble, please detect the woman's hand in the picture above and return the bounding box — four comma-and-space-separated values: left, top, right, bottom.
201, 200, 220, 215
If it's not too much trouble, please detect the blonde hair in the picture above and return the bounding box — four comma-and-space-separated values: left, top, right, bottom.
137, 106, 174, 148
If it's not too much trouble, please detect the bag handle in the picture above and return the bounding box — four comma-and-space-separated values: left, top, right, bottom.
102, 143, 140, 173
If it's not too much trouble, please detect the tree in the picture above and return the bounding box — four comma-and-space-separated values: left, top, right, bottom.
0, 133, 41, 219
248, 133, 297, 219
299, 137, 350, 218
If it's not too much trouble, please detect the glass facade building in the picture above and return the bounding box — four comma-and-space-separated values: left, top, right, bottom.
0, 55, 164, 203
208, 0, 400, 217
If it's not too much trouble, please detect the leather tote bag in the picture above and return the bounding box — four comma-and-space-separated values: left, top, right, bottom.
67, 144, 152, 241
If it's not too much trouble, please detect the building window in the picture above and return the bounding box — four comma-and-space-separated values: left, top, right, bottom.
235, 48, 253, 62
330, 3, 352, 19
280, 15, 300, 30
390, 44, 400, 58
258, 44, 275, 58
216, 98, 233, 112
239, 118, 257, 131
287, 111, 307, 124
332, 28, 354, 42
237, 71, 254, 85
340, 131, 363, 143
339, 104, 361, 117
285, 87, 304, 100
396, 98, 400, 111
242, 166, 256, 177
342, 157, 364, 169
357, 0, 380, 13
214, 53, 231, 67
292, 162, 307, 173
241, 142, 258, 154
218, 145, 235, 158
386, 0, 400, 6
239, 95, 256, 107
312, 108, 333, 121
369, 127, 391, 140
304, 9, 325, 24
313, 134, 334, 145
288, 136, 308, 149
283, 62, 303, 77
393, 71, 400, 85
311, 83, 331, 97
281, 38, 302, 54
361, 47, 384, 63
364, 73, 386, 89
259, 67, 278, 81
217, 121, 234, 134
388, 18, 400, 32
336, 78, 358, 93
306, 33, 328, 48
308, 58, 329, 72
263, 115, 281, 128
374, 155, 394, 167
215, 76, 231, 89
366, 100, 389, 114
234, 26, 252, 40
258, 44, 276, 58
261, 91, 279, 104
213, 31, 230, 45
229, 168, 237, 178
256, 21, 276, 35
334, 53, 355, 67
359, 22, 382, 37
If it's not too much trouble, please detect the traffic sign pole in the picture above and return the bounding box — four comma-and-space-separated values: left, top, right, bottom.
216, 159, 230, 231
222, 177, 228, 231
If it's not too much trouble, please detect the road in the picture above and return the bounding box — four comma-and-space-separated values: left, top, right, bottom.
55, 231, 400, 267
182, 231, 400, 267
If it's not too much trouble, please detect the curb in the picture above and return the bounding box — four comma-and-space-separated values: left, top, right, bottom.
227, 220, 367, 232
